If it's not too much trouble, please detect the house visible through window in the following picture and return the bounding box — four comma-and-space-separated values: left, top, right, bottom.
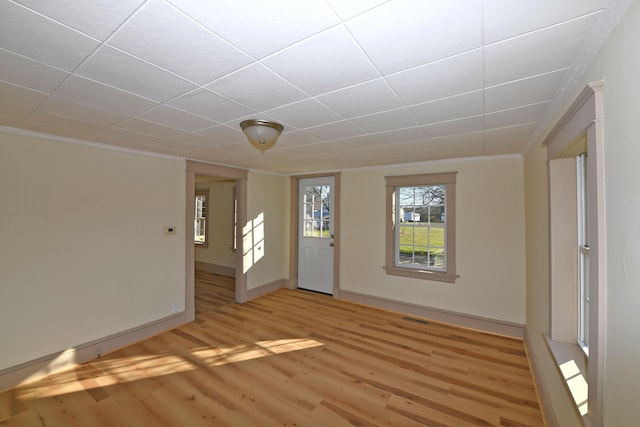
385, 172, 457, 283
194, 189, 208, 246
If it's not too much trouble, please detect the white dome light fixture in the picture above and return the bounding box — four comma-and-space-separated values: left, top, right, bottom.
240, 119, 284, 153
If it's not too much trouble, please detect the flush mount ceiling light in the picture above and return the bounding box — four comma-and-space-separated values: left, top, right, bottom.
240, 119, 284, 153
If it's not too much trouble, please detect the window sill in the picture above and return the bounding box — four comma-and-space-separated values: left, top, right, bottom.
544, 332, 589, 418
384, 266, 457, 283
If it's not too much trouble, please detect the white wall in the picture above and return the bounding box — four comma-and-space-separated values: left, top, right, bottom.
524, 2, 640, 425
0, 131, 186, 371
245, 171, 289, 290
194, 180, 236, 269
340, 156, 526, 324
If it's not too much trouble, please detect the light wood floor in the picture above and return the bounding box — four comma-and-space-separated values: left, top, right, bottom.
0, 271, 545, 426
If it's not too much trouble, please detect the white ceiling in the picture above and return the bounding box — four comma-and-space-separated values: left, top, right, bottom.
0, 0, 631, 174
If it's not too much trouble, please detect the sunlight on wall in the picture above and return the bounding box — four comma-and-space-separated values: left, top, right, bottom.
243, 212, 265, 274
15, 338, 324, 400
560, 359, 588, 415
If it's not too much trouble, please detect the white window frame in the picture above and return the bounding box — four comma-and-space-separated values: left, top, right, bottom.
385, 172, 457, 284
194, 189, 209, 247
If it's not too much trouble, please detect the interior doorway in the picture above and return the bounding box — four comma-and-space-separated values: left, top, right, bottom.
185, 161, 248, 323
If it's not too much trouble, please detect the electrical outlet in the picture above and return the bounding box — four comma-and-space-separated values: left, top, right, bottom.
172, 303, 179, 313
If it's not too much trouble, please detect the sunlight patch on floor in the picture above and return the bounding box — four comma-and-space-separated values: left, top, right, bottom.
13, 338, 323, 401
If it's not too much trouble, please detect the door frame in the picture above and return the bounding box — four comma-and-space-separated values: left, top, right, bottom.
289, 172, 341, 297
185, 160, 249, 323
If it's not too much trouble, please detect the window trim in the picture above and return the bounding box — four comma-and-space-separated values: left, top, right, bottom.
543, 81, 606, 426
194, 188, 209, 247
385, 172, 457, 283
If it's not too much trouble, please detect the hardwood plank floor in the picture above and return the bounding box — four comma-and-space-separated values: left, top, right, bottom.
0, 271, 545, 426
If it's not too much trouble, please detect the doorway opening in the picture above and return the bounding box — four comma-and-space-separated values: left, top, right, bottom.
185, 161, 248, 323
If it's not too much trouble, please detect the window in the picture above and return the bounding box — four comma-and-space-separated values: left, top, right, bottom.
232, 187, 237, 252
385, 172, 457, 283
544, 82, 605, 425
576, 153, 589, 354
194, 189, 208, 246
302, 183, 331, 238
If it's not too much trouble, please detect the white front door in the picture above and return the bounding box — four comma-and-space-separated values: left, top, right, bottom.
298, 177, 334, 294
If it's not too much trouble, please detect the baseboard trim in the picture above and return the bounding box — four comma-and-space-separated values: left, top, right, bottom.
0, 312, 187, 392
525, 328, 556, 427
195, 261, 235, 277
246, 278, 287, 301
338, 290, 525, 339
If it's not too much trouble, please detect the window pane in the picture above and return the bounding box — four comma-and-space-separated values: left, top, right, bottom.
303, 184, 331, 238
396, 185, 446, 270
194, 194, 207, 244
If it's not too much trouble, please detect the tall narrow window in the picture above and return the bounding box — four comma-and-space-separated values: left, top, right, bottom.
385, 172, 457, 283
194, 189, 209, 246
232, 187, 237, 252
577, 153, 589, 354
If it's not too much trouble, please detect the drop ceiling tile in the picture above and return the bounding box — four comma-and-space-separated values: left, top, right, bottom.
263, 26, 380, 96
181, 146, 249, 165
306, 120, 364, 141
172, 133, 215, 148
317, 79, 403, 118
486, 123, 538, 141
0, 2, 100, 71
277, 130, 322, 148
76, 46, 196, 102
433, 131, 485, 156
0, 102, 36, 123
167, 0, 338, 59
213, 141, 260, 156
25, 110, 105, 133
13, 0, 145, 41
89, 132, 159, 152
0, 49, 70, 94
331, 135, 384, 151
207, 63, 307, 111
351, 109, 419, 133
409, 90, 484, 125
279, 141, 344, 157
168, 89, 255, 123
485, 102, 549, 130
115, 118, 186, 138
373, 126, 430, 144
387, 49, 483, 105
347, 0, 483, 75
39, 97, 128, 127
483, 0, 608, 44
484, 69, 566, 112
483, 137, 530, 156
109, 0, 252, 85
194, 124, 245, 144
0, 81, 48, 110
325, 0, 388, 20
19, 121, 93, 141
422, 116, 484, 138
95, 126, 172, 146
138, 105, 216, 132
484, 13, 601, 86
484, 123, 538, 154
265, 99, 343, 130
54, 76, 158, 116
